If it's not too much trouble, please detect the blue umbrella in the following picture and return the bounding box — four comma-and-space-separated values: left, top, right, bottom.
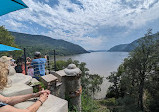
0, 44, 21, 52
0, 0, 28, 16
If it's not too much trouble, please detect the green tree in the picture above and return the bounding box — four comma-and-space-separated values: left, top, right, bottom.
128, 29, 155, 111
89, 74, 103, 98
0, 26, 15, 45
0, 26, 22, 58
107, 29, 159, 111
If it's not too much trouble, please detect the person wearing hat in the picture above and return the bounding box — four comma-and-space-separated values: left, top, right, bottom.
30, 52, 47, 80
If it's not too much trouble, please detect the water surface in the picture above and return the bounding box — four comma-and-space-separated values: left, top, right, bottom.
57, 52, 129, 99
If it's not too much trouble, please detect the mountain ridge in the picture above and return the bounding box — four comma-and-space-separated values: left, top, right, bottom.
108, 32, 159, 52
10, 31, 89, 56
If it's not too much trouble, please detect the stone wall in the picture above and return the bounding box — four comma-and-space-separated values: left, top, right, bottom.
52, 64, 82, 112
0, 73, 68, 112
0, 62, 82, 112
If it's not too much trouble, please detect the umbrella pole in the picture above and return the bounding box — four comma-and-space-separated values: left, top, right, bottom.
24, 48, 27, 75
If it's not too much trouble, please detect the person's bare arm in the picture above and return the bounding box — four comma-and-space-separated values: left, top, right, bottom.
0, 93, 49, 112
5, 93, 35, 105
0, 90, 50, 106
0, 105, 30, 112
27, 93, 48, 112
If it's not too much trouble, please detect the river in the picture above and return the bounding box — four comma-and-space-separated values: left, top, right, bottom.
57, 52, 129, 99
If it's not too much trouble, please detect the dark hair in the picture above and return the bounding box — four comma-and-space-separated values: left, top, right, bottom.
16, 57, 24, 64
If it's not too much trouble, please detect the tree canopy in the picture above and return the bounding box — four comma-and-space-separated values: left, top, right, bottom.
0, 26, 22, 58
106, 29, 159, 112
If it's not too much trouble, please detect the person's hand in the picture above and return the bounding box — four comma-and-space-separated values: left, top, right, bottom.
44, 55, 47, 59
27, 57, 31, 60
34, 89, 50, 97
39, 93, 49, 103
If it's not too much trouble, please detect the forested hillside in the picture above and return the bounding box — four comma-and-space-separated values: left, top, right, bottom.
105, 30, 159, 112
108, 31, 159, 52
107, 44, 128, 52
10, 31, 89, 56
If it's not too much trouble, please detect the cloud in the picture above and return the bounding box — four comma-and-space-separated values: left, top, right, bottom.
0, 0, 159, 49
4, 19, 27, 31
79, 36, 107, 50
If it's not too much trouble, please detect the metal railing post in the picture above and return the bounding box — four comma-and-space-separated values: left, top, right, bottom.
47, 55, 51, 74
24, 48, 27, 75
54, 50, 57, 71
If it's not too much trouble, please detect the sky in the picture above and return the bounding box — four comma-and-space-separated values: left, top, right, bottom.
0, 0, 159, 50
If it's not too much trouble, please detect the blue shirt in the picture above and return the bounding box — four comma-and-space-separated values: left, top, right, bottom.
31, 58, 46, 79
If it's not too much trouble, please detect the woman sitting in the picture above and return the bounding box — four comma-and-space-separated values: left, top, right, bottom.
0, 61, 50, 112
